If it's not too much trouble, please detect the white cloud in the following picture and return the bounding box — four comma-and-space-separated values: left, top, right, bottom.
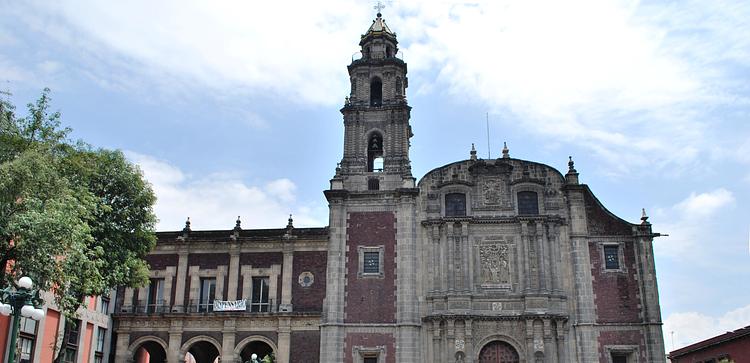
125, 151, 324, 231
7, 0, 750, 174
655, 188, 734, 258
10, 0, 371, 106
391, 0, 749, 175
675, 189, 735, 219
663, 303, 750, 351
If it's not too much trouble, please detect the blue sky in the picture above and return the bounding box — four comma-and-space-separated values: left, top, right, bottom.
2, 0, 749, 351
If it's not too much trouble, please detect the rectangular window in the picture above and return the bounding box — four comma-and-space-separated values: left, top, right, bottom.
148, 278, 165, 312
19, 336, 34, 363
363, 251, 380, 274
199, 278, 216, 312
250, 276, 270, 312
62, 319, 80, 363
363, 357, 378, 363
445, 193, 467, 216
604, 245, 620, 270
96, 327, 106, 352
18, 317, 37, 363
517, 191, 539, 215
368, 178, 380, 190
100, 296, 110, 314
66, 320, 80, 346
611, 353, 628, 363
19, 317, 37, 334
63, 348, 77, 363
94, 356, 103, 363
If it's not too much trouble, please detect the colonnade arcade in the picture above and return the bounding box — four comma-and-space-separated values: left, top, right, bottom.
125, 335, 276, 363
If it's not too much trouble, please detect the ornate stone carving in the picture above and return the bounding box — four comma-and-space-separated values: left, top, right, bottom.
298, 271, 314, 287
483, 179, 504, 205
479, 243, 511, 287
455, 338, 465, 350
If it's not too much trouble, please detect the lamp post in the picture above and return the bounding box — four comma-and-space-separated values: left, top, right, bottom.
0, 276, 45, 363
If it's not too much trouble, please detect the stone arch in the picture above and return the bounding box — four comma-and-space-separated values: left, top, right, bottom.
234, 335, 277, 362
475, 334, 525, 363
365, 129, 385, 172
180, 335, 222, 363
370, 76, 383, 106
126, 336, 169, 363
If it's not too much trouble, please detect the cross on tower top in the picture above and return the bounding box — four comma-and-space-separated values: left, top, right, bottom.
374, 1, 385, 17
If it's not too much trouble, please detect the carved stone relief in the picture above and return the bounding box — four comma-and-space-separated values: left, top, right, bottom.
477, 237, 512, 289
483, 179, 504, 205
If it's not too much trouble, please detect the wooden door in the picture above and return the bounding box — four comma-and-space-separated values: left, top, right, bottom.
478, 341, 520, 363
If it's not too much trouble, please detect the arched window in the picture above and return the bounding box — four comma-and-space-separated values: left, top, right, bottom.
370, 77, 382, 106
395, 77, 403, 96
386, 45, 393, 57
517, 191, 539, 215
445, 193, 467, 216
367, 133, 383, 172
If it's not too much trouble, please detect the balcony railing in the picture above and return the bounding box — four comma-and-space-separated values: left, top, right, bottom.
117, 299, 276, 315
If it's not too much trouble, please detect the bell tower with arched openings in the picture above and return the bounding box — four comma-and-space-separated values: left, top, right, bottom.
321, 10, 421, 363
331, 10, 413, 192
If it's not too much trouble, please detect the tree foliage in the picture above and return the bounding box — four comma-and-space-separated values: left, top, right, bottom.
0, 89, 156, 316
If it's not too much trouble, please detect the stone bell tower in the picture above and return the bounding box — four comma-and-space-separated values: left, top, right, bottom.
320, 11, 421, 363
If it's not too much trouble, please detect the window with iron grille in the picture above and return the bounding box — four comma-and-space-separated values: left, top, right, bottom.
445, 193, 466, 217
517, 191, 539, 215
363, 252, 380, 274
604, 245, 620, 270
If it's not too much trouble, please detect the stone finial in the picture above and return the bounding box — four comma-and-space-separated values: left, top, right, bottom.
565, 156, 579, 185
287, 214, 294, 229
183, 217, 191, 233
641, 208, 649, 224
470, 143, 477, 161
234, 216, 242, 231
568, 156, 577, 173
502, 142, 510, 159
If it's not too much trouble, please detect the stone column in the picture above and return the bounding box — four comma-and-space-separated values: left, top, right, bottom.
395, 191, 421, 363
221, 320, 237, 363
172, 250, 189, 312
167, 320, 184, 363
114, 330, 133, 363
635, 222, 666, 362
520, 221, 530, 292
544, 319, 558, 363
277, 317, 291, 363
279, 243, 294, 312
565, 185, 598, 362
319, 195, 346, 362
227, 248, 240, 300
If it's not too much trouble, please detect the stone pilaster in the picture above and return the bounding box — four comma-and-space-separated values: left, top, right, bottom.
227, 247, 240, 300
172, 250, 189, 312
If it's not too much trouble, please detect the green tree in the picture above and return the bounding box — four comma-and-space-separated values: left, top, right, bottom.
0, 88, 156, 317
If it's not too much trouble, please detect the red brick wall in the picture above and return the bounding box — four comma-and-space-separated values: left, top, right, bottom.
145, 253, 178, 270
187, 253, 230, 269
239, 252, 283, 268
344, 212, 396, 324
598, 330, 645, 362
344, 333, 395, 363
292, 251, 327, 312
290, 331, 320, 363
671, 336, 750, 363
589, 241, 641, 323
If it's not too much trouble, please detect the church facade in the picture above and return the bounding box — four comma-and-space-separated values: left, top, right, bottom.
113, 13, 666, 363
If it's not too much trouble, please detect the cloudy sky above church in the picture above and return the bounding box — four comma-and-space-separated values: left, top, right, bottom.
2, 0, 748, 352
